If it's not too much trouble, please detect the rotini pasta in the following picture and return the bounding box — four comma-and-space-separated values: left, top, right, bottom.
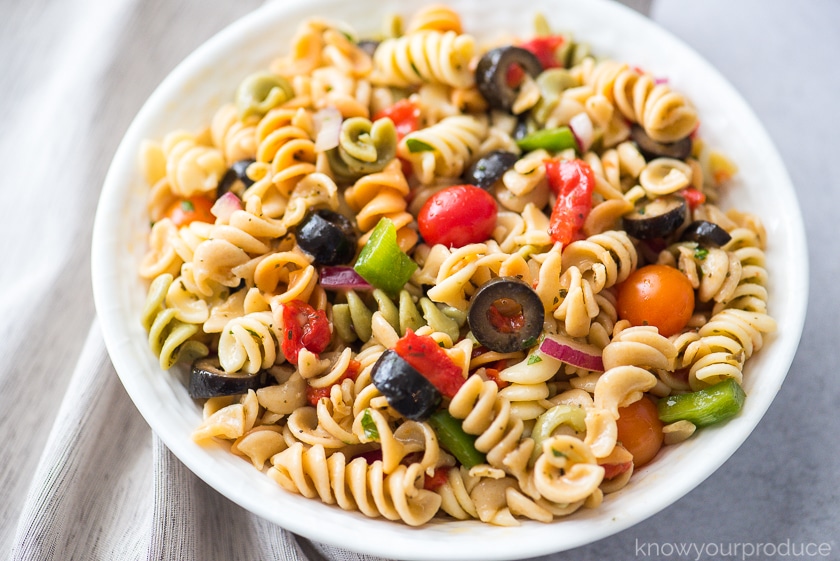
136, 6, 775, 528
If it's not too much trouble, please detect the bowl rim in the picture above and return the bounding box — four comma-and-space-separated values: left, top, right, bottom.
91, 0, 809, 558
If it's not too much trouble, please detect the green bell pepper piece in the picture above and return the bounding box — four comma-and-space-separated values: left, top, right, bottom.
353, 218, 417, 295
657, 378, 746, 427
516, 126, 578, 153
428, 410, 486, 469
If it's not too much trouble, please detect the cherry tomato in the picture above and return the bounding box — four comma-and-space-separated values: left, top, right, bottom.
394, 329, 465, 398
280, 300, 331, 363
545, 158, 595, 245
417, 184, 497, 248
373, 99, 421, 140
164, 195, 215, 227
616, 396, 664, 468
616, 264, 695, 337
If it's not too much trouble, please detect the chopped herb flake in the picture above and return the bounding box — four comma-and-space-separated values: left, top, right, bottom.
361, 409, 380, 441
406, 138, 435, 153
522, 336, 538, 348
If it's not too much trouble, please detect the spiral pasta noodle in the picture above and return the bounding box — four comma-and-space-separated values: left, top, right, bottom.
269, 443, 441, 526
398, 114, 488, 184
584, 60, 698, 143
141, 273, 209, 369
344, 159, 417, 251
371, 30, 476, 89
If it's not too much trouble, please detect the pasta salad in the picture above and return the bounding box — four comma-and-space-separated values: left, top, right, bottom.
138, 5, 775, 527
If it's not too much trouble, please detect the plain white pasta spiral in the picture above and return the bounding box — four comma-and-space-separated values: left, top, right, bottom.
561, 230, 638, 293
268, 443, 441, 526
161, 130, 227, 197
681, 308, 776, 390
217, 310, 280, 374
584, 60, 698, 143
372, 30, 476, 89
398, 115, 487, 184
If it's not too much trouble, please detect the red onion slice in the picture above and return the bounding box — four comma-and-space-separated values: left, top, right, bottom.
539, 333, 604, 372
210, 191, 242, 222
319, 266, 373, 291
314, 106, 342, 152
569, 112, 594, 154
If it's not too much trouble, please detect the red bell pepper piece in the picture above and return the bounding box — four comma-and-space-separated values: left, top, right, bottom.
507, 35, 566, 85
373, 99, 421, 140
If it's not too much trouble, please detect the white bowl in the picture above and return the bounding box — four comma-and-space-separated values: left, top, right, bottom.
91, 0, 808, 559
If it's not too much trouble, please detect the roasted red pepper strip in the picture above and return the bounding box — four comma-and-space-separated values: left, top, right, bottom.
393, 329, 465, 398
423, 466, 452, 491
680, 186, 706, 211
601, 460, 633, 480
305, 359, 361, 405
519, 35, 566, 69
373, 99, 421, 140
281, 300, 331, 363
545, 158, 595, 245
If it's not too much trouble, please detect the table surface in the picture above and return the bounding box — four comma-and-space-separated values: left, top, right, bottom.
1, 0, 837, 559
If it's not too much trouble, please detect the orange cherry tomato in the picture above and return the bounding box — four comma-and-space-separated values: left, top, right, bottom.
616, 396, 664, 468
164, 195, 216, 227
616, 264, 695, 337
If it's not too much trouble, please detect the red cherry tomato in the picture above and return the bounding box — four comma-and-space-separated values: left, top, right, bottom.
544, 158, 595, 245
394, 329, 465, 398
164, 195, 215, 227
280, 300, 331, 363
417, 184, 497, 248
373, 99, 421, 140
616, 264, 695, 337
616, 396, 664, 468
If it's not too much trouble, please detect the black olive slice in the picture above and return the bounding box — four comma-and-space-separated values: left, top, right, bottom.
680, 220, 732, 247
371, 350, 441, 421
468, 277, 544, 353
357, 39, 380, 58
475, 46, 543, 112
189, 356, 271, 399
623, 195, 687, 240
295, 209, 358, 266
217, 158, 256, 198
464, 150, 519, 191
630, 125, 693, 161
